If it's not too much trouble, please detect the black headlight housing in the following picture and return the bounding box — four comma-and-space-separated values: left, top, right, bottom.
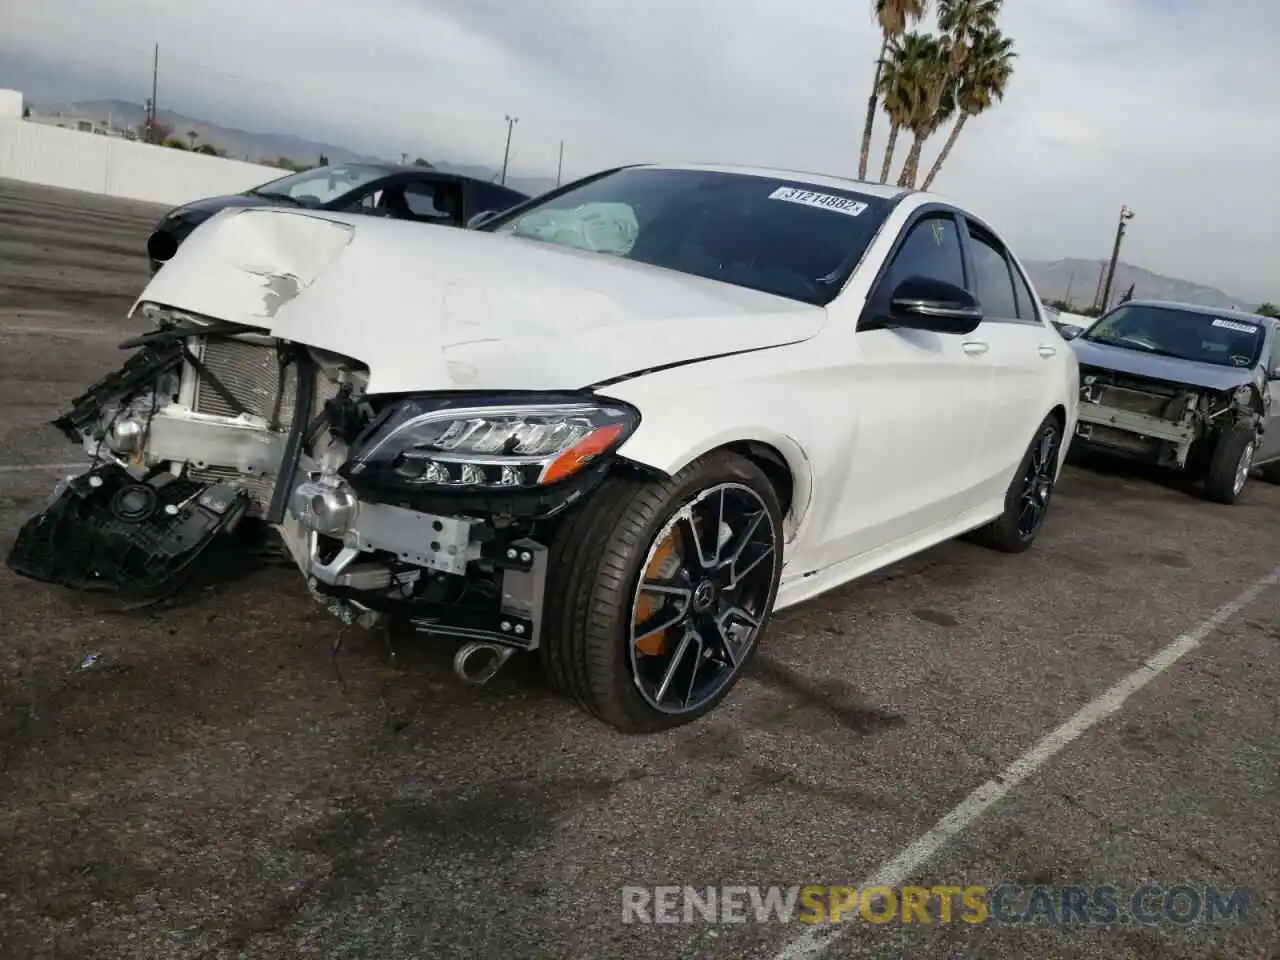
339, 392, 641, 503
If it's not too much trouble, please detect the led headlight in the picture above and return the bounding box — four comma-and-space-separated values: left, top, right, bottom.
343, 396, 640, 492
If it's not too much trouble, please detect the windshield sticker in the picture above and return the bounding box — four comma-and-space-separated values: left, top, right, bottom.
1212, 318, 1259, 333
769, 187, 868, 218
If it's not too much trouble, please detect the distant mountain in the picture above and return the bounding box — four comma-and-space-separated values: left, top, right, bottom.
31, 99, 559, 197
1022, 258, 1258, 313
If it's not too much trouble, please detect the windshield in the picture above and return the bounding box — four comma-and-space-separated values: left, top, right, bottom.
1081, 303, 1266, 368
480, 167, 893, 306
248, 164, 386, 207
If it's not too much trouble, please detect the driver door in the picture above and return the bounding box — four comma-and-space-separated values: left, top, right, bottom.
816, 210, 996, 566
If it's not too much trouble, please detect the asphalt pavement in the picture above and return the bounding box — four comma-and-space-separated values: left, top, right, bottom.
0, 178, 1276, 960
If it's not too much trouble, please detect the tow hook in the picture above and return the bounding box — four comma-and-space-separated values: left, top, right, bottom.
453, 642, 515, 686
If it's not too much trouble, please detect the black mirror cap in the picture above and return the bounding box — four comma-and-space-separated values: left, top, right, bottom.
467, 210, 499, 229
886, 275, 984, 335
1052, 320, 1085, 340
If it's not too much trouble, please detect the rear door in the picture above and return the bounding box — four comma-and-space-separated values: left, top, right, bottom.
959, 218, 1058, 495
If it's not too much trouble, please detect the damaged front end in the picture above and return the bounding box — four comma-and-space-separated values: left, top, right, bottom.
1073, 365, 1263, 470
6, 304, 640, 679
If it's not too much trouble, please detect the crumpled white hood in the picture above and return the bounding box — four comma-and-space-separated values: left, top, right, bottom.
133, 207, 827, 395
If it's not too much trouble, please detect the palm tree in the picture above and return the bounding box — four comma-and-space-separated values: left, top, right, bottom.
919, 28, 1016, 190
894, 38, 955, 187
858, 0, 929, 181
937, 0, 1001, 78
187, 129, 198, 149
877, 32, 941, 183
895, 0, 1001, 188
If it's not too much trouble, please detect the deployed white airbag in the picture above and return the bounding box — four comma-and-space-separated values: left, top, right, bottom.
505, 202, 639, 255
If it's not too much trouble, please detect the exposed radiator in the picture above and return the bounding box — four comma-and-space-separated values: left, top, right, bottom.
193, 337, 299, 426
185, 336, 342, 512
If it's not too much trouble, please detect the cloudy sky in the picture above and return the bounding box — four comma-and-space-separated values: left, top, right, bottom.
4, 0, 1278, 303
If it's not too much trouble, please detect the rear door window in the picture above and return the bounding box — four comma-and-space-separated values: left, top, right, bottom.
1009, 261, 1041, 323
965, 224, 1018, 320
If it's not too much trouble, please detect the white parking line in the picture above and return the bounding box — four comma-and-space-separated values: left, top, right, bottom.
772, 563, 1280, 960
0, 463, 86, 474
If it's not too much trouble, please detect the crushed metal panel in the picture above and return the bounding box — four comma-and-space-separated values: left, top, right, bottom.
1076, 404, 1197, 444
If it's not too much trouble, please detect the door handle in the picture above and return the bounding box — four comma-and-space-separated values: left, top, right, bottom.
1038, 344, 1058, 358
961, 340, 989, 356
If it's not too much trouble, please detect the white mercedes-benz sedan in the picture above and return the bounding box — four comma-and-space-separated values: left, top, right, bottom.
7, 162, 1078, 733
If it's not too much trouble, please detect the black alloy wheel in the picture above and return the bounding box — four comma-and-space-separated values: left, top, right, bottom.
969, 412, 1063, 554
627, 482, 779, 715
1016, 423, 1060, 541
541, 451, 785, 733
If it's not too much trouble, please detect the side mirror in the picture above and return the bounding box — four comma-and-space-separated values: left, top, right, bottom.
1052, 320, 1085, 340
466, 210, 499, 229
886, 276, 983, 334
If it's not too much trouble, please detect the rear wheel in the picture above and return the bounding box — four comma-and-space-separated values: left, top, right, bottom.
542, 452, 784, 733
970, 413, 1062, 554
1202, 425, 1257, 504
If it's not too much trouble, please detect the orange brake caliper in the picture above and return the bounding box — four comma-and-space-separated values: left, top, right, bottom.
633, 527, 684, 657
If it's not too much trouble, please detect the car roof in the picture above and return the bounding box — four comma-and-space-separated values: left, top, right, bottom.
329, 161, 529, 194
628, 162, 913, 201
1121, 299, 1276, 326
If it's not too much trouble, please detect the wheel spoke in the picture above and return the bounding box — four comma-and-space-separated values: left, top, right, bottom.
639, 576, 692, 602
712, 487, 727, 565
682, 630, 706, 707
676, 508, 717, 572
711, 620, 738, 668
654, 628, 696, 704
727, 543, 774, 591
633, 597, 688, 649
715, 606, 761, 667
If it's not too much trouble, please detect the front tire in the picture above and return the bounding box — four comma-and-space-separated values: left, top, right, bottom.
541, 451, 784, 734
970, 413, 1063, 554
1202, 425, 1257, 504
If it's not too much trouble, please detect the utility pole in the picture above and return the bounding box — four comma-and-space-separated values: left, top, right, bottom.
556, 140, 564, 187
1097, 205, 1135, 314
148, 43, 159, 143
1063, 270, 1075, 310
500, 115, 518, 185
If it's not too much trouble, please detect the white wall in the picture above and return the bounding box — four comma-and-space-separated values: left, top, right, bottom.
0, 89, 22, 121
1058, 310, 1098, 329
0, 118, 283, 207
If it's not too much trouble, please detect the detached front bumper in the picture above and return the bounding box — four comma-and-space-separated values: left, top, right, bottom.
6, 464, 250, 602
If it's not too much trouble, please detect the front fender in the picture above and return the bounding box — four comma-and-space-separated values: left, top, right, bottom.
593, 350, 837, 545
614, 420, 813, 541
